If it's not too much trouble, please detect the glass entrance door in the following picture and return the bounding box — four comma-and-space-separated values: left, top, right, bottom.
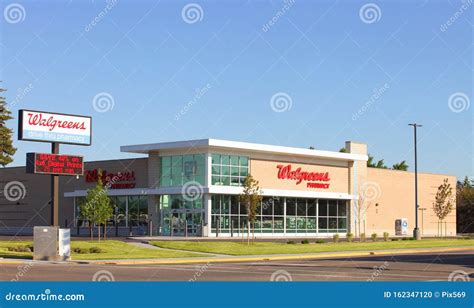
160, 209, 203, 236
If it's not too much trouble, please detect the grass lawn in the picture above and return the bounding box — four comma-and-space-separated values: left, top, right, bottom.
150, 239, 474, 256
0, 240, 203, 260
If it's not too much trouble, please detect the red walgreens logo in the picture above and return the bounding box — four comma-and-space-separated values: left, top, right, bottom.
276, 164, 330, 189
27, 112, 87, 132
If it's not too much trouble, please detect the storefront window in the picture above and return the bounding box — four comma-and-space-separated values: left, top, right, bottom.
209, 195, 348, 235
211, 154, 249, 186
160, 154, 205, 187
75, 195, 147, 229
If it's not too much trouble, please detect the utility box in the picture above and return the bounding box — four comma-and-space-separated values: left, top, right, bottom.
33, 226, 70, 261
395, 218, 408, 236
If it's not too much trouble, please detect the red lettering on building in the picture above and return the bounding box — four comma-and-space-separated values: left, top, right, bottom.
85, 169, 136, 189
276, 164, 330, 189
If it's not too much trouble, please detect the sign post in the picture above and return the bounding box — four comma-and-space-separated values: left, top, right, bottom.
51, 142, 59, 226
19, 109, 91, 260
19, 109, 92, 228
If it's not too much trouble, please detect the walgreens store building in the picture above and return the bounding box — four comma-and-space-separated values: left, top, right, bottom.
0, 139, 456, 237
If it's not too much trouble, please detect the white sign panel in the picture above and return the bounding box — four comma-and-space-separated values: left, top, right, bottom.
19, 110, 92, 145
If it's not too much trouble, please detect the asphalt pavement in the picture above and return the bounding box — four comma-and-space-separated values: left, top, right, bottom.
1, 250, 472, 282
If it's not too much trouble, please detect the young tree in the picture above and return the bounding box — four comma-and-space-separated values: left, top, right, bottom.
355, 188, 373, 239
432, 178, 455, 237
82, 170, 113, 241
392, 160, 408, 171
0, 87, 17, 167
239, 175, 263, 244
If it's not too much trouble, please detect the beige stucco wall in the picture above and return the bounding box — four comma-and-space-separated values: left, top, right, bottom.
365, 168, 456, 236
250, 159, 350, 193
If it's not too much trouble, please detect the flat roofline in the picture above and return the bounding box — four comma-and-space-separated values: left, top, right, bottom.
120, 138, 368, 161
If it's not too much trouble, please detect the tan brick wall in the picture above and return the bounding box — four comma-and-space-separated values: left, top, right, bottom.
365, 168, 456, 236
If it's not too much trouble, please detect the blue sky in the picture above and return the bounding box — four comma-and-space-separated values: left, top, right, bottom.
1, 0, 472, 179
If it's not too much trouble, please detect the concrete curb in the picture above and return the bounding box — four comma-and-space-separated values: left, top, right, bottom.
3, 246, 471, 266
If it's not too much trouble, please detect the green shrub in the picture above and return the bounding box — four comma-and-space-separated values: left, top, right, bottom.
7, 246, 31, 253
383, 232, 390, 242
89, 247, 103, 253
346, 233, 354, 242
371, 233, 378, 242
360, 233, 366, 242
333, 234, 340, 243
401, 237, 409, 241
391, 238, 400, 241
315, 239, 325, 244
72, 247, 89, 254
287, 241, 296, 244
301, 239, 309, 244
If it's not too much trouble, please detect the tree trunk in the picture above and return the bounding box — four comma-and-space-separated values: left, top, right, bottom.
98, 224, 101, 242
89, 221, 93, 241
252, 222, 255, 243
104, 224, 107, 241
247, 221, 250, 245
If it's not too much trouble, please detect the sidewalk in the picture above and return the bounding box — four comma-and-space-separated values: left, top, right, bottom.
1, 245, 472, 266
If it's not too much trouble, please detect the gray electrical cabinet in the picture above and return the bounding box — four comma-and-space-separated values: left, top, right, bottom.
33, 226, 70, 261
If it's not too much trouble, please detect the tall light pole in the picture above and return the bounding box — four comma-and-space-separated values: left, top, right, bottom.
409, 123, 422, 240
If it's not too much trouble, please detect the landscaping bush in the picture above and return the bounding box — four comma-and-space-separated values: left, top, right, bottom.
315, 239, 325, 244
346, 233, 354, 242
286, 241, 296, 244
383, 232, 390, 242
7, 246, 31, 253
72, 247, 89, 254
391, 238, 400, 241
332, 234, 340, 243
89, 247, 103, 253
371, 233, 378, 242
301, 239, 309, 244
360, 233, 366, 242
